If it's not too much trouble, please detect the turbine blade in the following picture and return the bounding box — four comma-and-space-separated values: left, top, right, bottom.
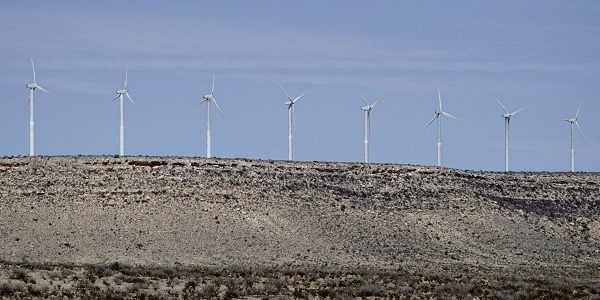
293, 91, 308, 103
31, 58, 36, 84
575, 121, 585, 142
371, 97, 383, 108
212, 98, 225, 119
125, 92, 138, 110
112, 94, 120, 101
441, 111, 461, 121
425, 114, 438, 128
575, 101, 582, 118
359, 92, 369, 106
26, 95, 31, 108
36, 85, 52, 95
198, 99, 208, 105
437, 88, 442, 111
495, 97, 509, 114
211, 72, 215, 95
279, 83, 292, 101
511, 107, 525, 116
124, 68, 128, 89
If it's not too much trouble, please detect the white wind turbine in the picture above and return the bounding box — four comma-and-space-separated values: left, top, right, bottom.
563, 102, 584, 172
496, 98, 524, 172
425, 88, 460, 167
200, 73, 224, 158
280, 84, 307, 161
26, 58, 51, 156
112, 69, 137, 157
360, 92, 382, 163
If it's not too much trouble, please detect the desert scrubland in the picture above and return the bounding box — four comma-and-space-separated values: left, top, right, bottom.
0, 156, 599, 299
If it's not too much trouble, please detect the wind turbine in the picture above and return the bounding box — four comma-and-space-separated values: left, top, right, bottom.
496, 98, 524, 172
563, 102, 584, 172
26, 58, 51, 156
360, 92, 382, 163
112, 69, 137, 157
200, 73, 224, 158
425, 88, 460, 167
279, 84, 307, 161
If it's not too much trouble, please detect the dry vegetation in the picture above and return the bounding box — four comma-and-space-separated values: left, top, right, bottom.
0, 155, 599, 299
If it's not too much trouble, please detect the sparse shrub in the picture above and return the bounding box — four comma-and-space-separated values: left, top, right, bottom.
224, 278, 241, 298
273, 278, 286, 290
434, 282, 475, 298
113, 274, 124, 285
76, 278, 95, 291
360, 284, 386, 297
88, 264, 114, 277
0, 282, 15, 296
184, 279, 197, 290
147, 265, 175, 279
496, 291, 516, 300
252, 282, 280, 296
340, 276, 364, 287
200, 283, 218, 298
316, 288, 334, 298
100, 288, 129, 300
333, 290, 354, 300
27, 284, 44, 297
127, 282, 145, 293
10, 267, 29, 282
292, 287, 306, 298
110, 262, 124, 272
183, 279, 198, 297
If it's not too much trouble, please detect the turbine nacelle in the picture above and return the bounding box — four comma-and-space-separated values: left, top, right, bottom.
203, 94, 213, 100
502, 113, 512, 118
116, 89, 127, 95
26, 83, 36, 89
361, 105, 371, 111
565, 118, 577, 123
284, 100, 292, 106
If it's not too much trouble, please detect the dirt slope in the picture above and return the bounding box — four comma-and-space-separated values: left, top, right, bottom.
0, 156, 599, 279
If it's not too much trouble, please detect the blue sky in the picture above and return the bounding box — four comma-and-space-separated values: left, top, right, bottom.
0, 1, 599, 171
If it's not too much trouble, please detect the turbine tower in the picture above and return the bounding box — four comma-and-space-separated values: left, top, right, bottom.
112, 69, 137, 157
26, 58, 51, 156
360, 92, 382, 163
279, 84, 307, 161
563, 102, 584, 172
425, 88, 460, 167
496, 98, 524, 172
200, 73, 224, 158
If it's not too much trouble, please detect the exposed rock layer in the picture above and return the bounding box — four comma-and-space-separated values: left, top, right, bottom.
0, 156, 599, 278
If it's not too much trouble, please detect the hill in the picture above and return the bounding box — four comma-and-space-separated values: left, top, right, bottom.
0, 156, 599, 298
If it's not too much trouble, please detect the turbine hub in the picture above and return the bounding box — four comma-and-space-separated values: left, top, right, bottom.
26, 83, 36, 89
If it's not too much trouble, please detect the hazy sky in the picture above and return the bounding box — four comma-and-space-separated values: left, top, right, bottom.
1, 1, 599, 171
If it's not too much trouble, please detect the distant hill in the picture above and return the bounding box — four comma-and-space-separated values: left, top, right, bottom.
0, 156, 599, 298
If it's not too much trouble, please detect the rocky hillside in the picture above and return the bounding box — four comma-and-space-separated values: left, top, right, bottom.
0, 156, 599, 298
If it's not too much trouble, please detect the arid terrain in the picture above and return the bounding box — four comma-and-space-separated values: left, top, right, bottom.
0, 155, 599, 299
